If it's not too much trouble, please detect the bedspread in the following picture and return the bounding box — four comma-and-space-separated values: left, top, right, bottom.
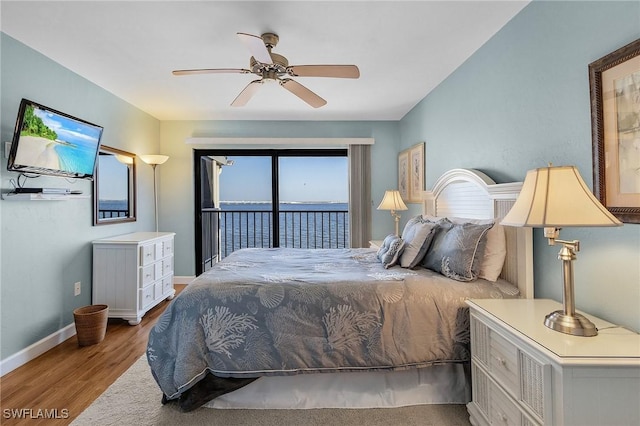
147, 248, 518, 401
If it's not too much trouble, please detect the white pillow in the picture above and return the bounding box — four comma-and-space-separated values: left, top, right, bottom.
422, 215, 506, 282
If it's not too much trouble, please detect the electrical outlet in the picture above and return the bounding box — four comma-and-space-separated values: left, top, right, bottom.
74, 281, 81, 296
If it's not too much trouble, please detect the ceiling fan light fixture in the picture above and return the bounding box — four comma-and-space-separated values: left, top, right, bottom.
173, 31, 360, 108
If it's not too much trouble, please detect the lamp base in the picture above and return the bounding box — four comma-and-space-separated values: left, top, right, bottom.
544, 310, 598, 337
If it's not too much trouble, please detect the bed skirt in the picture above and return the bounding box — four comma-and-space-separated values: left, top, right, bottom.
205, 363, 470, 409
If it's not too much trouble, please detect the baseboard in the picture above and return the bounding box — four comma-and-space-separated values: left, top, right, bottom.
0, 323, 76, 377
174, 275, 195, 285
1, 277, 194, 377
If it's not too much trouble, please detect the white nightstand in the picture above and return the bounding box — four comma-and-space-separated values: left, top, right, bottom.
369, 240, 383, 249
466, 298, 640, 426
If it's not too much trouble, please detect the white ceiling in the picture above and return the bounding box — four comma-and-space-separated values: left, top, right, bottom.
1, 1, 529, 121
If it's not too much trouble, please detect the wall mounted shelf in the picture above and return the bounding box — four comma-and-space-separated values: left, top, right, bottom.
1, 192, 89, 201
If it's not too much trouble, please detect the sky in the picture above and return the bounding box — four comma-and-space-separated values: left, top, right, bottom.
220, 156, 348, 203
97, 154, 129, 200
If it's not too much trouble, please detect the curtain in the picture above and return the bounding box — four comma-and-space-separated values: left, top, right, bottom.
348, 145, 372, 248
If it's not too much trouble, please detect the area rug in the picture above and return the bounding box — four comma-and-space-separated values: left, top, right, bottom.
71, 356, 471, 426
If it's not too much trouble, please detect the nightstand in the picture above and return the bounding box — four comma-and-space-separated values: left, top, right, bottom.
466, 298, 640, 426
369, 240, 383, 249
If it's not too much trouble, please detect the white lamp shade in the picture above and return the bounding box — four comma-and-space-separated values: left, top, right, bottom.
114, 154, 134, 165
501, 165, 622, 228
139, 154, 169, 165
377, 190, 408, 211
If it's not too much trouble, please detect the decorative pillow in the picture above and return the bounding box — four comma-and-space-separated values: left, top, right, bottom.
376, 234, 405, 269
400, 219, 438, 268
419, 218, 454, 269
477, 223, 506, 281
423, 215, 506, 282
421, 222, 493, 282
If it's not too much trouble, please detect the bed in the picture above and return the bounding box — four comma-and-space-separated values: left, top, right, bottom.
146, 168, 533, 411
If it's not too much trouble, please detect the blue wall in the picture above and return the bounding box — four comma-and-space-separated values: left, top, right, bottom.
399, 1, 640, 330
2, 0, 639, 365
159, 120, 400, 275
0, 34, 161, 359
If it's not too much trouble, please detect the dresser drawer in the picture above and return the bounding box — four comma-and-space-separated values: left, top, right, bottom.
140, 284, 155, 310
489, 329, 519, 398
162, 258, 173, 276
140, 243, 156, 266
490, 379, 525, 426
162, 276, 173, 295
141, 264, 155, 286
162, 238, 173, 257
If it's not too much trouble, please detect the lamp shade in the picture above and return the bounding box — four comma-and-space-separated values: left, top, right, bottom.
139, 154, 169, 165
501, 165, 622, 228
377, 190, 408, 211
114, 154, 134, 165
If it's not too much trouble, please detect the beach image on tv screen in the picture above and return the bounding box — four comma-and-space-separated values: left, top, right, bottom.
14, 104, 102, 174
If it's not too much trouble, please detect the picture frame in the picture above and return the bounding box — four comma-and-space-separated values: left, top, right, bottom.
398, 149, 409, 202
589, 38, 640, 223
408, 143, 425, 203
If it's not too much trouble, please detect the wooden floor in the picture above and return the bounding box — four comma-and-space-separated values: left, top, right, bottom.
0, 285, 185, 425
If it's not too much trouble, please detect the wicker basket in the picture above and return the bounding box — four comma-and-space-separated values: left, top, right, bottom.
73, 304, 109, 346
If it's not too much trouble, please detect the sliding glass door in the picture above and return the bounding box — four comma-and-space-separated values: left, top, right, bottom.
194, 149, 348, 275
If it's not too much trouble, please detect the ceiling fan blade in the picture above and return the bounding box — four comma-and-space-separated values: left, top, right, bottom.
280, 79, 327, 108
237, 32, 273, 64
231, 79, 263, 107
287, 65, 360, 79
172, 68, 250, 76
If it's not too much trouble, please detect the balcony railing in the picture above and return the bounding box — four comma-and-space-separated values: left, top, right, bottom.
202, 208, 349, 261
98, 209, 129, 219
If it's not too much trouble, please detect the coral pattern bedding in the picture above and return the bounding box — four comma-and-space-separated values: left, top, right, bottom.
147, 247, 519, 403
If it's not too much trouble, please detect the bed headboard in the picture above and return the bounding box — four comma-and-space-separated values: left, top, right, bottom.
422, 168, 533, 299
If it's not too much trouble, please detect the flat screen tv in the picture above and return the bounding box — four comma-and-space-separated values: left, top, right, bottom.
7, 99, 104, 180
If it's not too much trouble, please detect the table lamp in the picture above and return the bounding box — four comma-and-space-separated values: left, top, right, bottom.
377, 190, 408, 236
501, 165, 622, 336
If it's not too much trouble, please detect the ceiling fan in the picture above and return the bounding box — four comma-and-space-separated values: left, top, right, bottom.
172, 32, 360, 108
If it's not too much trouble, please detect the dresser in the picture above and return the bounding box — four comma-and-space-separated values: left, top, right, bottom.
92, 232, 175, 325
467, 298, 640, 426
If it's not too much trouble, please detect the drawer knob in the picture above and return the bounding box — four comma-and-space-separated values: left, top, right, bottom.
499, 412, 508, 423
495, 356, 507, 367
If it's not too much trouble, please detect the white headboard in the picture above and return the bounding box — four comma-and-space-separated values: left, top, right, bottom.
422, 168, 533, 299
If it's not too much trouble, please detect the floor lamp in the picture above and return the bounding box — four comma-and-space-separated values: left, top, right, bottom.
139, 154, 169, 232
501, 165, 622, 336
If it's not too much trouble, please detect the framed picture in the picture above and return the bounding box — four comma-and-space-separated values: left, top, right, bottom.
589, 38, 640, 223
398, 149, 409, 202
407, 142, 425, 203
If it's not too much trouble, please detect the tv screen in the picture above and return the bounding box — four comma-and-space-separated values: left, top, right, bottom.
7, 99, 104, 180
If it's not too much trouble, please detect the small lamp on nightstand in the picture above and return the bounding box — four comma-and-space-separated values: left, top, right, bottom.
139, 154, 169, 233
377, 190, 408, 236
501, 165, 622, 337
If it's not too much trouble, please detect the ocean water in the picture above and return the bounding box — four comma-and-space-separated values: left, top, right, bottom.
218, 202, 349, 257
55, 138, 99, 175
98, 199, 128, 218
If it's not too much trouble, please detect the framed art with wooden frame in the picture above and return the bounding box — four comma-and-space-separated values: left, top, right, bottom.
398, 149, 409, 202
408, 143, 425, 203
589, 38, 640, 224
